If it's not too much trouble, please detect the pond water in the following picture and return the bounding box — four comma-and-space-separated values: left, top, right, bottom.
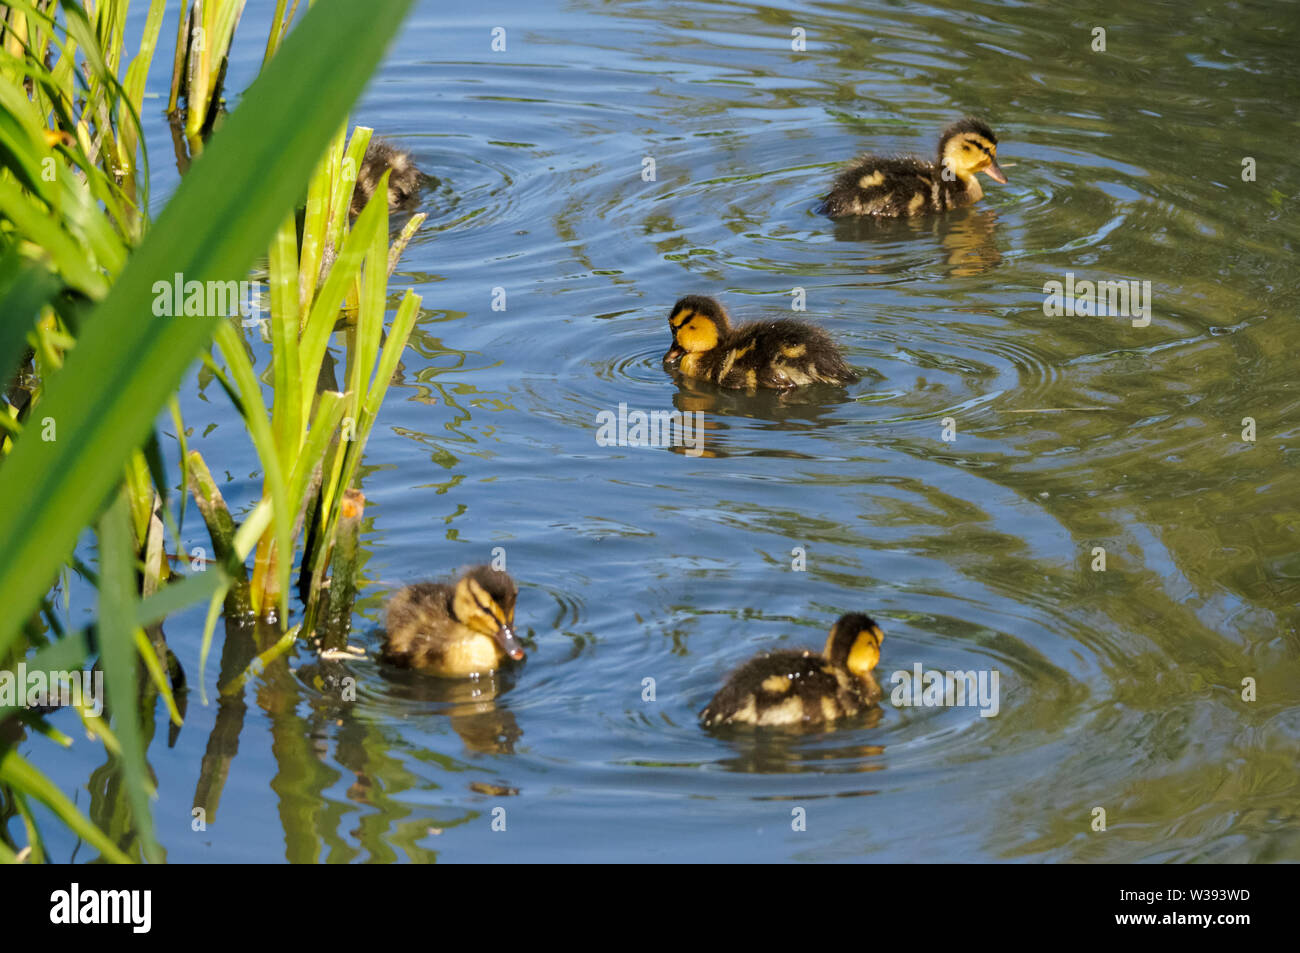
31, 0, 1300, 862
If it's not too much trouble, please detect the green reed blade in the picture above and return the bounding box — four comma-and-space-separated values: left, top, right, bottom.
298, 184, 386, 417
0, 750, 132, 864
0, 252, 59, 387
96, 491, 161, 863
296, 124, 343, 315
214, 320, 292, 620
286, 389, 346, 514
135, 565, 227, 629
133, 628, 181, 727
361, 290, 421, 428
269, 214, 303, 463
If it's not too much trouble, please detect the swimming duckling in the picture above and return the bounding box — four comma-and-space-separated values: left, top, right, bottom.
381, 566, 523, 677
351, 139, 423, 216
822, 117, 1006, 218
700, 613, 884, 729
663, 295, 858, 390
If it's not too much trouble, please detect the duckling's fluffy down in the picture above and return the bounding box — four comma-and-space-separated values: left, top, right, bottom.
381, 581, 454, 666
699, 649, 872, 727
701, 319, 859, 389
822, 155, 948, 218
351, 140, 423, 215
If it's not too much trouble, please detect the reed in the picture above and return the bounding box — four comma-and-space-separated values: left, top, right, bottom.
193, 121, 423, 649
0, 0, 417, 862
167, 0, 247, 149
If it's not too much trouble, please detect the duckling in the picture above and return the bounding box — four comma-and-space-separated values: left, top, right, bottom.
351, 139, 423, 216
663, 295, 858, 391
381, 566, 523, 677
700, 613, 884, 729
821, 117, 1006, 218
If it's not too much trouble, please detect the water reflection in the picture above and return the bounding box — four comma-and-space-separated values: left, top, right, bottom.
706, 706, 887, 774
666, 375, 860, 459
373, 665, 524, 755
829, 207, 1003, 277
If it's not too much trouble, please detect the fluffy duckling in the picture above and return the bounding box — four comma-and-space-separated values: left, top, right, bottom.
663, 295, 858, 390
822, 117, 1006, 218
700, 613, 884, 729
381, 566, 523, 677
351, 139, 423, 216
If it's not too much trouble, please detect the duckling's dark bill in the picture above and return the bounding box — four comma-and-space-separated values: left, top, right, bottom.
984, 159, 1007, 184
495, 624, 525, 661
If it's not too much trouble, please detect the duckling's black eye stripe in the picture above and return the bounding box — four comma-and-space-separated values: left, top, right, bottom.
966, 140, 993, 159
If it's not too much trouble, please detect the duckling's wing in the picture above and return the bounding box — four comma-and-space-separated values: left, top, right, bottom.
386, 581, 452, 622
701, 650, 846, 726
382, 582, 453, 663
823, 155, 937, 217
726, 321, 857, 389
773, 321, 859, 387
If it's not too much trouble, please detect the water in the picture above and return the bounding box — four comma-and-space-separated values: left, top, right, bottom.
27, 0, 1300, 862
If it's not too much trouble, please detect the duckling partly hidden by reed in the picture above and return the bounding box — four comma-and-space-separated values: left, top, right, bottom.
821, 117, 1006, 218
381, 566, 523, 677
351, 140, 424, 216
663, 295, 858, 391
700, 613, 884, 729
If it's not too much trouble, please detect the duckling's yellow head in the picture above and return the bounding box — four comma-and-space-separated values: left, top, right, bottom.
939, 117, 1006, 184
825, 613, 884, 679
663, 295, 730, 367
451, 566, 524, 661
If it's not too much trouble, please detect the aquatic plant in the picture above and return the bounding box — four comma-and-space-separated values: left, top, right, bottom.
0, 0, 417, 862
191, 121, 426, 681
167, 0, 245, 147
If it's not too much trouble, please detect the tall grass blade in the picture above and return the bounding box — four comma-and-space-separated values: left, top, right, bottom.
96, 491, 161, 862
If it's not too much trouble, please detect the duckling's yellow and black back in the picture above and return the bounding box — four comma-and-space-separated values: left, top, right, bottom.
699, 613, 884, 729
383, 581, 452, 666
824, 155, 946, 218
822, 117, 1005, 218
699, 650, 866, 727
663, 295, 858, 391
